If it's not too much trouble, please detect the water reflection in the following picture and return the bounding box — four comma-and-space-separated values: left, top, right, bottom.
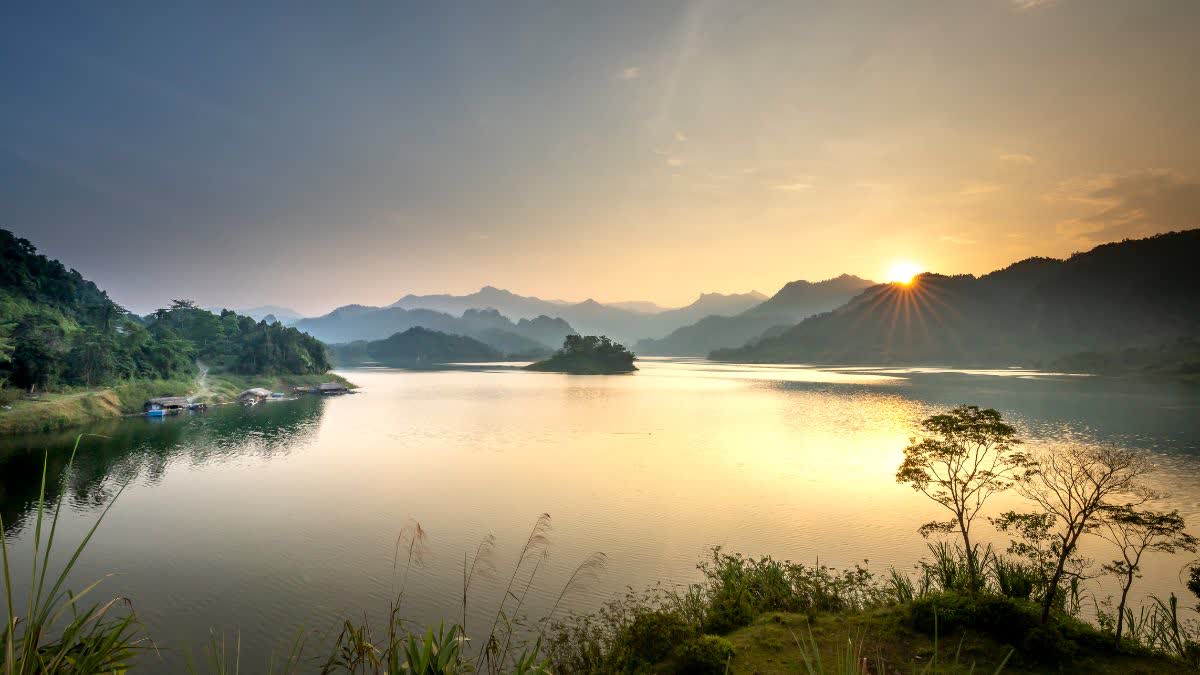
0, 361, 1196, 672
0, 396, 325, 534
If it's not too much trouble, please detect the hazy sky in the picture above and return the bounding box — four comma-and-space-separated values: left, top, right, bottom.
3, 1, 1198, 315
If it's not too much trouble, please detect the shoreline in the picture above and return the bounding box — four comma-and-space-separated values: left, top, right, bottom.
0, 372, 355, 436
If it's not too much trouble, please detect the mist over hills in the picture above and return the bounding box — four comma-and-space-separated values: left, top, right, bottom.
293, 306, 573, 355
636, 275, 874, 356
713, 230, 1200, 371
313, 287, 768, 346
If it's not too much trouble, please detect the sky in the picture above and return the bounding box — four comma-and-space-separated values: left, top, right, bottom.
3, 1, 1199, 316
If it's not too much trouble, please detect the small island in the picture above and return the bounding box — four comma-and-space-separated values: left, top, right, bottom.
526, 335, 637, 374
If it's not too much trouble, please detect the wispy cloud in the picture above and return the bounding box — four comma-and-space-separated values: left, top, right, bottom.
666, 157, 684, 167
1011, 0, 1054, 10
999, 153, 1035, 164
1055, 170, 1200, 241
674, 131, 688, 142
774, 182, 814, 191
617, 66, 641, 80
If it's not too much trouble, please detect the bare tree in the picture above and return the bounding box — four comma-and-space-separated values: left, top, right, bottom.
994, 445, 1154, 624
1098, 506, 1197, 644
895, 405, 1034, 583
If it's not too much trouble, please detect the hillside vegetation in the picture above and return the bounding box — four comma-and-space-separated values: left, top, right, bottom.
330, 327, 503, 367
527, 335, 637, 374
0, 228, 338, 432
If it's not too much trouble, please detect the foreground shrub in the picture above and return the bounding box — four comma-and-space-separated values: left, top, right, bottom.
0, 440, 141, 674
675, 635, 734, 675
615, 610, 694, 669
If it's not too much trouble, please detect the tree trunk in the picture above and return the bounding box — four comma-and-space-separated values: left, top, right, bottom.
960, 526, 978, 589
1041, 531, 1082, 624
1115, 575, 1133, 644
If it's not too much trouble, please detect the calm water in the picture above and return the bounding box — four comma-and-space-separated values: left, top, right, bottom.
2, 359, 1199, 671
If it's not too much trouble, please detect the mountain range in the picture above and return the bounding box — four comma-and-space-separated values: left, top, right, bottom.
297, 288, 769, 348
329, 327, 503, 367
714, 230, 1200, 371
293, 306, 574, 355
635, 274, 875, 356
389, 287, 767, 344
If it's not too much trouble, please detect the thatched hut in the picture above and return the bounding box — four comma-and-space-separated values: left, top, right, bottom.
238, 388, 272, 405
144, 396, 189, 414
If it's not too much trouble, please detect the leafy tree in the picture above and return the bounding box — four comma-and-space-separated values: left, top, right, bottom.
895, 405, 1034, 585
993, 445, 1154, 623
8, 310, 67, 390
1097, 506, 1197, 644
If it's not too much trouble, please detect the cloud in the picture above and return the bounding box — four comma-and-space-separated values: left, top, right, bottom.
666, 157, 684, 167
674, 131, 688, 142
999, 153, 1035, 164
1011, 0, 1053, 10
617, 66, 641, 80
774, 182, 814, 191
1080, 170, 1200, 235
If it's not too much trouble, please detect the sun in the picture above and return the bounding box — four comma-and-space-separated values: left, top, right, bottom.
886, 261, 924, 285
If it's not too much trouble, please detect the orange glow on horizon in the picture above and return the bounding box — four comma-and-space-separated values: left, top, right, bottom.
886, 261, 924, 285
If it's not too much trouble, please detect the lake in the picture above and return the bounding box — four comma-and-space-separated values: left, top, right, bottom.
2, 358, 1199, 671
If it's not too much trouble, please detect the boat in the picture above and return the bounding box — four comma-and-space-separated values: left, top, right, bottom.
146, 409, 166, 418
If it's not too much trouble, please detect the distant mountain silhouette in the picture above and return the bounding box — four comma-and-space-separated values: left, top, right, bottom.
388, 286, 765, 343
207, 304, 304, 324
713, 231, 1200, 368
637, 275, 874, 356
330, 327, 502, 367
391, 286, 566, 319
294, 305, 572, 354
605, 300, 668, 314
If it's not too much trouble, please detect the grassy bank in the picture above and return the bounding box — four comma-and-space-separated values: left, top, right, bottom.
0, 372, 355, 435
721, 608, 1195, 674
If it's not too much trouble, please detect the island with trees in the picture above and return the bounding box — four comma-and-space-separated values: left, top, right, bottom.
525, 335, 637, 374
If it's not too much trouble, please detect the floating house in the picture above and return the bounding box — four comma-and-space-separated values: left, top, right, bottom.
238, 388, 272, 405
319, 382, 349, 395
144, 396, 189, 416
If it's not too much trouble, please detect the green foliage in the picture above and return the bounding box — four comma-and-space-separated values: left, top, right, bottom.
0, 230, 330, 396
527, 335, 637, 374
896, 406, 1033, 588
674, 635, 733, 674
0, 436, 141, 673
615, 610, 694, 669
992, 557, 1039, 601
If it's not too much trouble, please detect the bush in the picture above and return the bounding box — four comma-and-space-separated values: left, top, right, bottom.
703, 585, 754, 634
615, 610, 694, 668
1022, 624, 1076, 664
675, 635, 734, 675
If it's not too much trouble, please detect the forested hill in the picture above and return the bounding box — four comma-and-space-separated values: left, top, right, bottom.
0, 228, 330, 392
713, 230, 1200, 372
329, 327, 502, 367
